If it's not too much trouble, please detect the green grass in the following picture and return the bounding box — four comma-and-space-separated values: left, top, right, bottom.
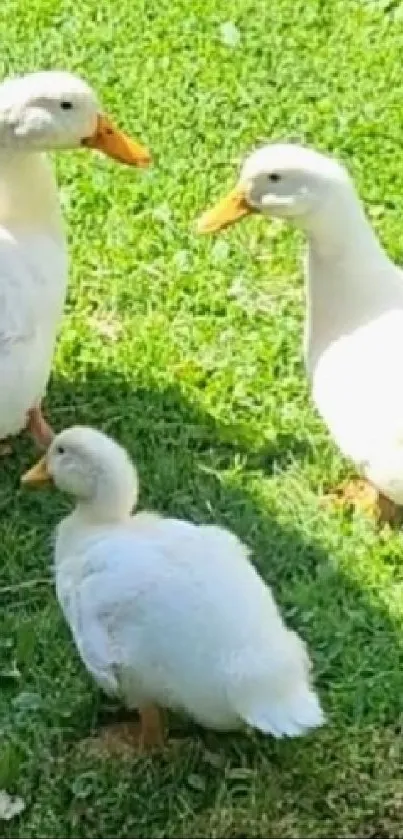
2, 0, 403, 835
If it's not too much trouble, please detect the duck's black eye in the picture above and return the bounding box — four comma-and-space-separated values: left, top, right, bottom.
268, 172, 281, 183
60, 101, 73, 111
56, 445, 65, 455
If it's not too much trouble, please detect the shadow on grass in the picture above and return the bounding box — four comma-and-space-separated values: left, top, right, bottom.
2, 368, 403, 836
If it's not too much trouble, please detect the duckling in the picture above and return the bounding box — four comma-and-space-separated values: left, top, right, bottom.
0, 70, 150, 454
197, 143, 403, 524
22, 425, 325, 752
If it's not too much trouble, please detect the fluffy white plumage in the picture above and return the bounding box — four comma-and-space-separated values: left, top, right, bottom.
200, 143, 403, 505
26, 425, 325, 738
0, 71, 101, 439
0, 70, 148, 442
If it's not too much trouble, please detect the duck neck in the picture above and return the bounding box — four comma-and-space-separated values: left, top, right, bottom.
55, 491, 136, 569
299, 183, 395, 369
71, 472, 137, 528
72, 496, 134, 528
0, 149, 64, 238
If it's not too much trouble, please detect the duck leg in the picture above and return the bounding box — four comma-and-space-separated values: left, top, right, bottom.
26, 404, 54, 448
324, 478, 403, 525
81, 704, 166, 756
137, 704, 166, 751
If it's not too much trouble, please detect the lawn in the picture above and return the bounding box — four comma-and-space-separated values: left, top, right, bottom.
2, 0, 403, 835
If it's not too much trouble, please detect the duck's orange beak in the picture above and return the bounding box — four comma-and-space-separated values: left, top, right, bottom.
82, 113, 151, 167
196, 185, 253, 234
21, 456, 52, 486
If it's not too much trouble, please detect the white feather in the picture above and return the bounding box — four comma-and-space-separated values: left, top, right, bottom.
238, 143, 403, 504
46, 426, 325, 738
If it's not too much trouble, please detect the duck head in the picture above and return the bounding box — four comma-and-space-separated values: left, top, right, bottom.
22, 425, 139, 521
196, 143, 350, 233
0, 70, 151, 166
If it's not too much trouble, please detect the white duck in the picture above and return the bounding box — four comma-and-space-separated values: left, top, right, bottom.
0, 70, 150, 454
22, 425, 324, 751
197, 143, 403, 523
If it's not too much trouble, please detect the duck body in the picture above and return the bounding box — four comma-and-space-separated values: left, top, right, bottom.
55, 512, 322, 735
0, 152, 66, 439
305, 190, 403, 505
0, 70, 150, 445
197, 143, 403, 510
22, 425, 324, 742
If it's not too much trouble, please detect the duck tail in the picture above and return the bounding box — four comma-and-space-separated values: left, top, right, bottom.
234, 631, 325, 738
243, 684, 325, 738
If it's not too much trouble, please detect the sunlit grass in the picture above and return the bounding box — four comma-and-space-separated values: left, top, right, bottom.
2, 0, 403, 835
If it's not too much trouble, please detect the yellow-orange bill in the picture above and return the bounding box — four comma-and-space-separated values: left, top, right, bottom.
196, 185, 252, 234
82, 113, 151, 167
21, 456, 51, 486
